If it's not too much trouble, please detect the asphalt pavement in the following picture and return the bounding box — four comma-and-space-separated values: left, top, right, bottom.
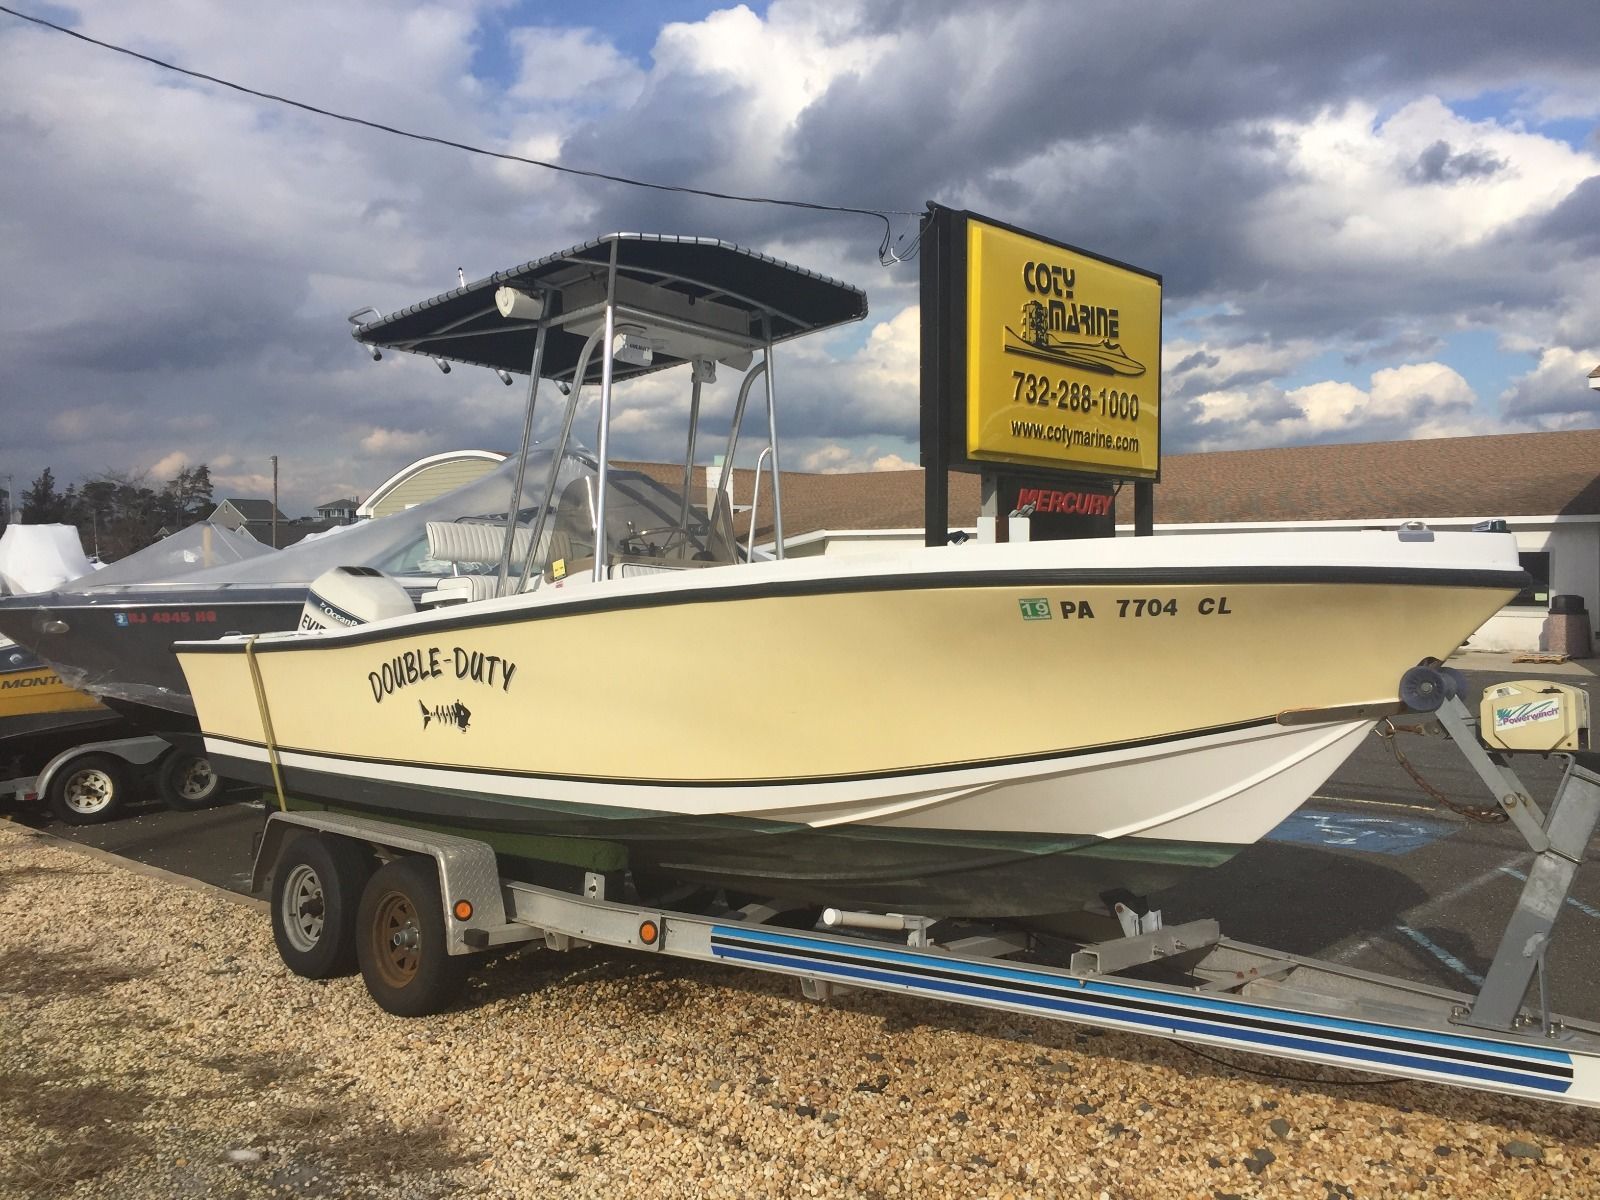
7, 658, 1598, 1020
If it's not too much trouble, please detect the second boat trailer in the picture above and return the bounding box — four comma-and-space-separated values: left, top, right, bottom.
253, 667, 1600, 1109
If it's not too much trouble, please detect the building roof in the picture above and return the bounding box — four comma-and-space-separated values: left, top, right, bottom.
1150, 428, 1600, 524
255, 520, 332, 549
627, 428, 1600, 543
315, 497, 360, 510
218, 498, 289, 522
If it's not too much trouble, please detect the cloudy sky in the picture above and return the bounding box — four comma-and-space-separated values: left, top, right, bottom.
2, 0, 1597, 514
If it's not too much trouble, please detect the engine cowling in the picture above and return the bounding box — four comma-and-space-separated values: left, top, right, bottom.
299, 566, 414, 632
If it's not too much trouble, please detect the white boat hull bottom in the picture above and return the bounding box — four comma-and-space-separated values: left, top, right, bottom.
205, 716, 1374, 921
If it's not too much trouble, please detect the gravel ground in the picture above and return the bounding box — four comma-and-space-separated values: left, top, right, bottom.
3, 819, 1600, 1199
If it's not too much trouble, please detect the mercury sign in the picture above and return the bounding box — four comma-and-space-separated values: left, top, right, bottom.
961, 215, 1161, 479
995, 471, 1116, 540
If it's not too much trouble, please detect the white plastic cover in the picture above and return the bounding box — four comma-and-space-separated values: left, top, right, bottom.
68, 521, 272, 587
0, 524, 94, 595
7, 447, 723, 603
0, 449, 583, 604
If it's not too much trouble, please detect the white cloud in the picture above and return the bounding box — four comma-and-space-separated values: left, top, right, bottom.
509, 27, 643, 105
148, 451, 190, 478
798, 444, 853, 472
213, 471, 274, 496
360, 427, 434, 454
1182, 361, 1486, 450
3, 1, 1599, 518
1254, 98, 1596, 265
1166, 335, 1314, 394
645, 4, 893, 190
797, 442, 915, 473
1499, 345, 1600, 422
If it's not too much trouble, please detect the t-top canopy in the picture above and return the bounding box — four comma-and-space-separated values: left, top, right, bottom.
352, 233, 869, 381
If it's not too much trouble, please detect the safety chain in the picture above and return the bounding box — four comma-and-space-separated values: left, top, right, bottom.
1373, 719, 1508, 824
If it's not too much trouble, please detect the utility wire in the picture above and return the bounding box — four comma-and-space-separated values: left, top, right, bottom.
0, 4, 924, 264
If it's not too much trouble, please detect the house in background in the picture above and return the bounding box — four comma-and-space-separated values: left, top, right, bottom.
209, 497, 314, 548
315, 497, 361, 525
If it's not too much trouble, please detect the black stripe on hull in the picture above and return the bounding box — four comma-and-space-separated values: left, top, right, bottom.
207, 712, 1278, 789
179, 565, 1527, 655
213, 751, 1239, 920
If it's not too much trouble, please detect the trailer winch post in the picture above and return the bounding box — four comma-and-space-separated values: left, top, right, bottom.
1426, 693, 1600, 1034
1460, 757, 1600, 1033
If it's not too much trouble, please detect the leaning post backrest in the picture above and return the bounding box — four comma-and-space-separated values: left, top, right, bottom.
424, 522, 540, 571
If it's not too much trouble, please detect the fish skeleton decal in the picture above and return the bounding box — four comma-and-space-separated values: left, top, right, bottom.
419, 699, 472, 732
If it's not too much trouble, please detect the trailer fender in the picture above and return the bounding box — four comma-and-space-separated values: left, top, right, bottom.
252, 810, 510, 954
33, 736, 171, 802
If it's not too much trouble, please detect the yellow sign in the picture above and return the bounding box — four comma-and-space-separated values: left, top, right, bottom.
964, 218, 1161, 478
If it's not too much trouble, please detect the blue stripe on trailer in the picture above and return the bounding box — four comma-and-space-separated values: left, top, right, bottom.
709, 927, 1574, 1094
716, 942, 1567, 1094
716, 927, 1570, 1067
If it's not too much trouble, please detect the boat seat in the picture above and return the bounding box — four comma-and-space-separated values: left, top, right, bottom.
425, 521, 542, 568
418, 574, 502, 608
419, 521, 553, 606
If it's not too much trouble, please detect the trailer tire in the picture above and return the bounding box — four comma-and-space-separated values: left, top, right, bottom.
356, 857, 466, 1017
47, 753, 131, 825
271, 834, 374, 979
157, 751, 222, 811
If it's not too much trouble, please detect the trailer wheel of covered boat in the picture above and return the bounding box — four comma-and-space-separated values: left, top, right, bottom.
270, 832, 376, 979
46, 751, 131, 825
156, 750, 222, 811
356, 856, 470, 1017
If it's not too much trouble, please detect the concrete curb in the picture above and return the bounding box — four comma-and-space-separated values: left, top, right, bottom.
3, 817, 269, 912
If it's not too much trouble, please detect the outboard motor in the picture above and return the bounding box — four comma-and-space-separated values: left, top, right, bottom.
299, 566, 414, 632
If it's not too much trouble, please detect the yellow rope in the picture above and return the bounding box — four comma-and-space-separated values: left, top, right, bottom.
244, 636, 288, 814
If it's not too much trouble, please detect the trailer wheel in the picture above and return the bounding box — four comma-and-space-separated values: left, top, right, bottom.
356, 857, 466, 1017
47, 753, 131, 825
157, 751, 222, 811
271, 834, 374, 978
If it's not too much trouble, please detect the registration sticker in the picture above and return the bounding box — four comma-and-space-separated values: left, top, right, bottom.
1018, 597, 1052, 621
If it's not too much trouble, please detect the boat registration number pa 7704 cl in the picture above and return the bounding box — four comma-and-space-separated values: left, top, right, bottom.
1021, 595, 1234, 620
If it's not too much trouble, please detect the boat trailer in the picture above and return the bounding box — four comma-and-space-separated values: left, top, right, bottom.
253, 668, 1600, 1109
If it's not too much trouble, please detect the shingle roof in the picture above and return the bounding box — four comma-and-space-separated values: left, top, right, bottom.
633, 428, 1600, 541
220, 498, 289, 522
1152, 429, 1600, 524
